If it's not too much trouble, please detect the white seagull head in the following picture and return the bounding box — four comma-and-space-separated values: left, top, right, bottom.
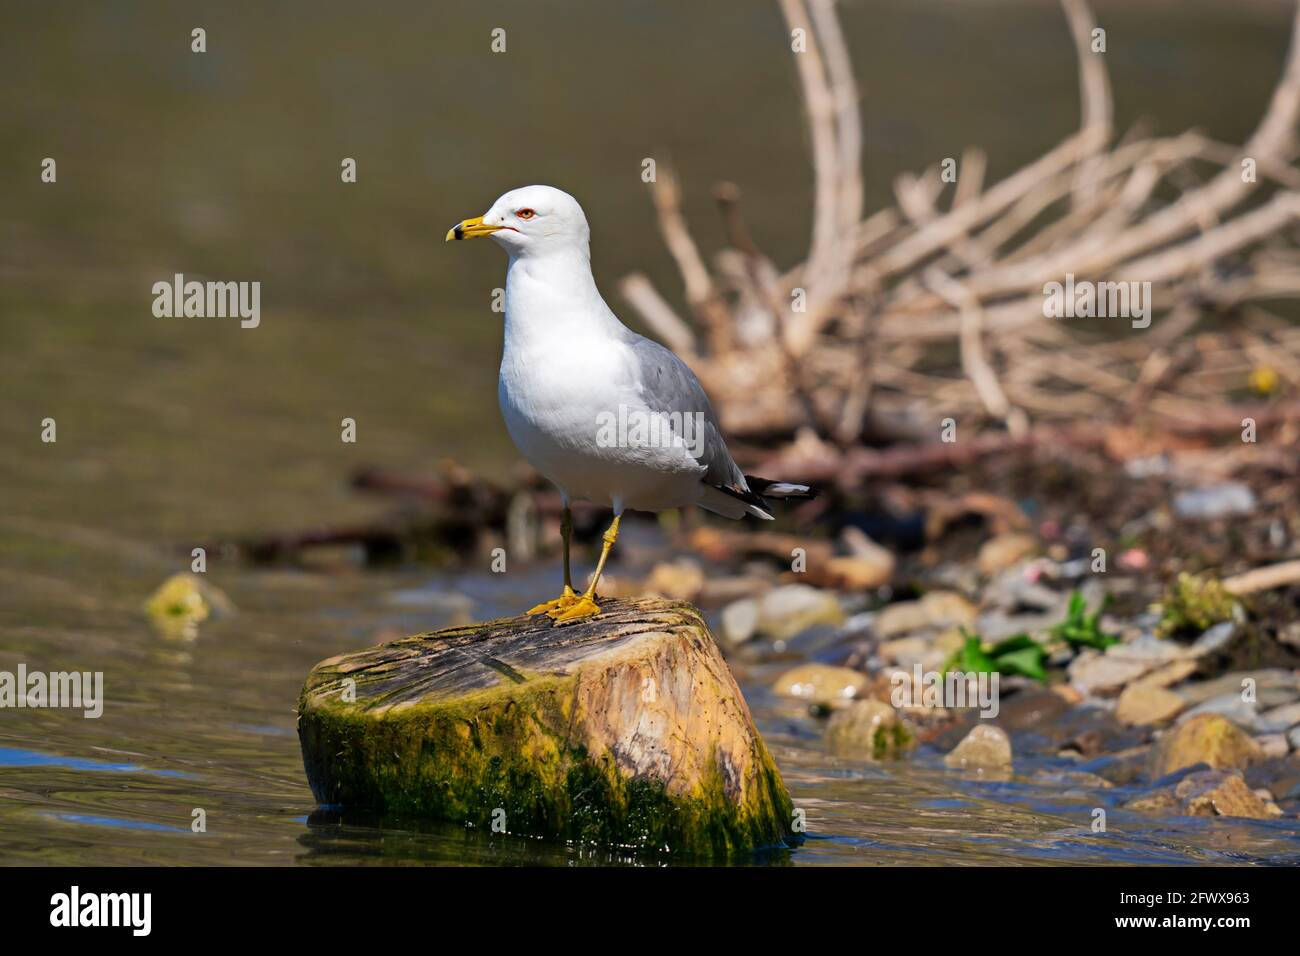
446, 184, 590, 258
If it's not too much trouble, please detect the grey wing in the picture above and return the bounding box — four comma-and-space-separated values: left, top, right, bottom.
624, 332, 750, 493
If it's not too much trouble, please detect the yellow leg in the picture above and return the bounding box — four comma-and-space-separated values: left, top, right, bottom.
551, 515, 620, 622
526, 506, 578, 615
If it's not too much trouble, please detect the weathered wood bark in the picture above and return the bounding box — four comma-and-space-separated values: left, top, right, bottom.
297, 598, 794, 856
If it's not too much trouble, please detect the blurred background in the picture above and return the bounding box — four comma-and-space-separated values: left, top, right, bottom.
2, 0, 1299, 866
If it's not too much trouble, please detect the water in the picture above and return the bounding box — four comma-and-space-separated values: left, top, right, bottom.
4, 552, 1298, 866
3, 0, 1298, 865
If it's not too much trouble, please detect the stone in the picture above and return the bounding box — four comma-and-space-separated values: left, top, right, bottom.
878, 635, 941, 668
976, 533, 1038, 577
976, 609, 1060, 642
1116, 683, 1187, 726
1135, 659, 1198, 689
1173, 482, 1256, 520
943, 724, 1013, 772
1176, 669, 1299, 706
996, 688, 1071, 731
875, 591, 977, 639
1060, 729, 1104, 759
772, 663, 869, 706
934, 627, 966, 656
1255, 733, 1290, 760
824, 552, 894, 591
983, 571, 1064, 614
755, 584, 845, 641
1068, 652, 1155, 696
1032, 769, 1113, 790
825, 699, 913, 758
699, 574, 772, 605
1258, 701, 1300, 733
1126, 770, 1281, 819
1053, 684, 1084, 706
643, 559, 706, 602
719, 597, 760, 648
1125, 790, 1181, 813
1187, 621, 1237, 657
1176, 771, 1280, 819
1116, 632, 1191, 662
1178, 693, 1260, 731
1150, 713, 1263, 777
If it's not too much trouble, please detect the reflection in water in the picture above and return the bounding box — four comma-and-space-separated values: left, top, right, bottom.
47, 813, 191, 834
0, 747, 194, 778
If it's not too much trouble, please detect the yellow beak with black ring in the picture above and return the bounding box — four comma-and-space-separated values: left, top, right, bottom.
445, 215, 502, 241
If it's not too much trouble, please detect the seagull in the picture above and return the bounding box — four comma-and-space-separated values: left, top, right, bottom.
447, 185, 815, 622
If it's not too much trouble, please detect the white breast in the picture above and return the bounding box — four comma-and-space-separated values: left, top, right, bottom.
496, 252, 707, 512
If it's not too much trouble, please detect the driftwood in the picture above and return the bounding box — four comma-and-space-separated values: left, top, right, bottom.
1224, 558, 1300, 595
297, 598, 794, 855
621, 0, 1300, 452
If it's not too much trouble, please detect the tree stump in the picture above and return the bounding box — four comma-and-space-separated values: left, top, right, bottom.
297, 598, 794, 856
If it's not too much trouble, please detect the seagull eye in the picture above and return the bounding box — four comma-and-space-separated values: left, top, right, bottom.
516, 208, 537, 220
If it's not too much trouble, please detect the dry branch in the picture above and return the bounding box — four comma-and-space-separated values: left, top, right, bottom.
619, 0, 1300, 478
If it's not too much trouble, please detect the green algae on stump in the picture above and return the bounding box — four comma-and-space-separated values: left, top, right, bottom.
297, 598, 794, 856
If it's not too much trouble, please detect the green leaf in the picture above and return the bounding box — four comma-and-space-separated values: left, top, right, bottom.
988, 633, 1037, 656
1050, 590, 1120, 649
992, 644, 1049, 682
945, 631, 998, 674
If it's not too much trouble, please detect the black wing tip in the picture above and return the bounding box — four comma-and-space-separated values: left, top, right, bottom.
706, 477, 819, 519
710, 482, 771, 511
744, 475, 820, 501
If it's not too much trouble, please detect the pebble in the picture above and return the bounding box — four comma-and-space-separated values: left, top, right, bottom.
825, 699, 912, 758
824, 550, 894, 591
1257, 700, 1300, 733
1176, 771, 1281, 819
983, 570, 1065, 613
1255, 733, 1290, 759
1173, 482, 1256, 520
1175, 669, 1299, 706
1115, 682, 1186, 726
1187, 621, 1237, 657
1032, 769, 1113, 790
878, 635, 944, 669
1135, 659, 1198, 689
976, 533, 1038, 577
720, 597, 759, 647
1128, 770, 1280, 819
996, 688, 1071, 730
875, 591, 977, 639
643, 558, 706, 601
944, 724, 1013, 772
1068, 652, 1156, 696
1113, 632, 1190, 662
773, 663, 869, 706
752, 584, 845, 642
1178, 693, 1260, 731
1151, 713, 1263, 777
